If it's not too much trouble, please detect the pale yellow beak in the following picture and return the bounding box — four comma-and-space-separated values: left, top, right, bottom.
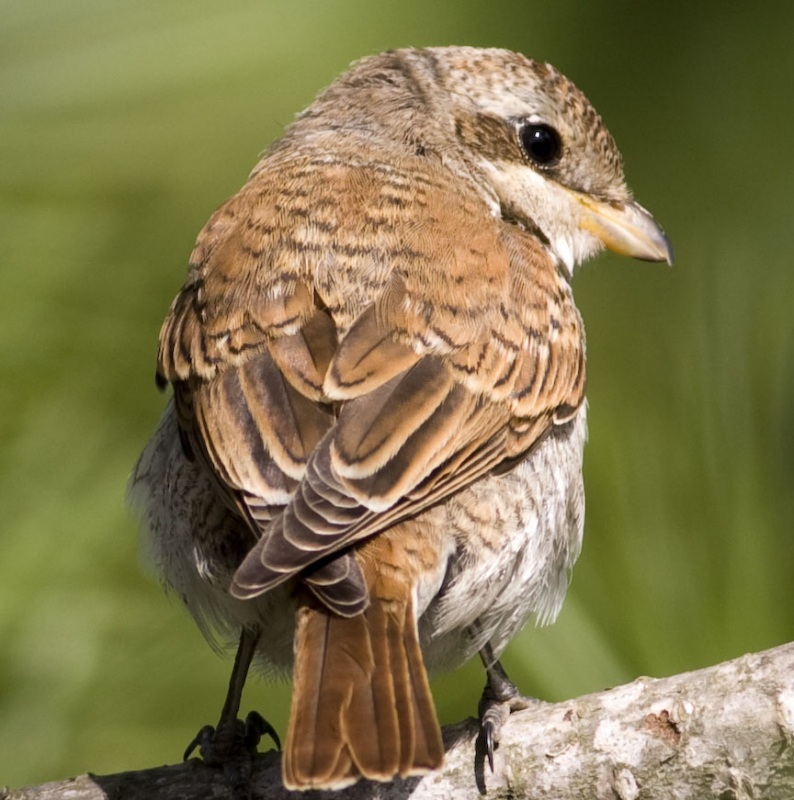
577, 195, 673, 265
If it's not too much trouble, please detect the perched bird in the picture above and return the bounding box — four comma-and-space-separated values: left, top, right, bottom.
129, 46, 671, 790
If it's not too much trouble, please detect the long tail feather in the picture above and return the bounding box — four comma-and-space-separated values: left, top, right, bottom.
283, 592, 443, 790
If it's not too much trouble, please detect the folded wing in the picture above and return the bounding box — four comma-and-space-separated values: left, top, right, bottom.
156, 161, 586, 616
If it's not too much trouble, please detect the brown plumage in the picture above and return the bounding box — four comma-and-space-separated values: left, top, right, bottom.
130, 46, 671, 790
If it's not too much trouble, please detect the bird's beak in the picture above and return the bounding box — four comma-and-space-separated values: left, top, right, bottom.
576, 195, 673, 265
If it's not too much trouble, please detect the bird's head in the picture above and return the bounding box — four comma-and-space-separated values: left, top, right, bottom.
342, 47, 672, 276
281, 46, 672, 276
406, 47, 673, 275
418, 47, 673, 274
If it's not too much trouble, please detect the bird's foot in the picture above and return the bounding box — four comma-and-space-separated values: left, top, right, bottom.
184, 712, 280, 799
478, 666, 539, 772
184, 710, 280, 765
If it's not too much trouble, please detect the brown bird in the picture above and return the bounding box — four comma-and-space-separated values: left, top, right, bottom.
129, 46, 671, 790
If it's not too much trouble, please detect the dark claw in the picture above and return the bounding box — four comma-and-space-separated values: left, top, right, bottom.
477, 646, 538, 772
484, 720, 495, 773
244, 710, 281, 752
478, 689, 509, 773
184, 712, 280, 767
184, 724, 215, 762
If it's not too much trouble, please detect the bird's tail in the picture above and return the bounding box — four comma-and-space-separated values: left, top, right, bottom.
282, 589, 444, 790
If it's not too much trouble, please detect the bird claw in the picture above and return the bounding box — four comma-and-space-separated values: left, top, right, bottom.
479, 689, 532, 771
477, 654, 537, 772
243, 710, 281, 753
183, 724, 215, 762
183, 711, 281, 766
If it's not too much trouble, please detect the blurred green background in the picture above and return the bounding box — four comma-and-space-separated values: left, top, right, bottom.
2, 0, 793, 788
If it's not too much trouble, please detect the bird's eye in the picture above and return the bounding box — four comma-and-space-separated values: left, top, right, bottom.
519, 123, 562, 166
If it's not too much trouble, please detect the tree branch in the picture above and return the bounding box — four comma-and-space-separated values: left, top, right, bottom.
6, 642, 794, 799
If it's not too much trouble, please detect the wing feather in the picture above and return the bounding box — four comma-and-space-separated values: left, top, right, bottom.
232, 221, 586, 600
153, 157, 585, 612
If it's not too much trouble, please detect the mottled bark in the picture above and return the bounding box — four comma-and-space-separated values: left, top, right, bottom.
6, 642, 794, 800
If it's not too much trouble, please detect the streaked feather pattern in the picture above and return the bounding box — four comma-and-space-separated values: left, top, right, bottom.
131, 46, 670, 789
155, 142, 586, 613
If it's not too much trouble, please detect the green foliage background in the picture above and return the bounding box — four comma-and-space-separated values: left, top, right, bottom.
2, 0, 793, 787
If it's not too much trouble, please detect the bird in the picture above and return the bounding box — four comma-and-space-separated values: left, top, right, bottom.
129, 45, 672, 791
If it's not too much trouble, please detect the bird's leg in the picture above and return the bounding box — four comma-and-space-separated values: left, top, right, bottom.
184, 626, 280, 766
477, 642, 539, 772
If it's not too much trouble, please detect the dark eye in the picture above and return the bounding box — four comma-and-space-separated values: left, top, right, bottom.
519, 123, 562, 166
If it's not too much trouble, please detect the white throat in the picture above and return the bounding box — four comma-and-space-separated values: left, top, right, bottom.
478, 158, 604, 277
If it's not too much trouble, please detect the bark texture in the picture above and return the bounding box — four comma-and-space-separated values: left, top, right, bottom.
5, 642, 794, 800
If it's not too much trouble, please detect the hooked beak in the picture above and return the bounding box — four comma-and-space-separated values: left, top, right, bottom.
577, 195, 673, 265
